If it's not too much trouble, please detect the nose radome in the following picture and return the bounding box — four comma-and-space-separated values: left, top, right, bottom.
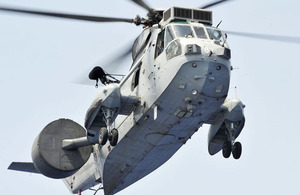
201, 62, 230, 98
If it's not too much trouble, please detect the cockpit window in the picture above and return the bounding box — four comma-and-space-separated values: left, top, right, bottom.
170, 25, 208, 39
193, 27, 207, 39
207, 28, 225, 43
165, 26, 174, 47
173, 25, 194, 38
155, 30, 165, 59
132, 28, 151, 61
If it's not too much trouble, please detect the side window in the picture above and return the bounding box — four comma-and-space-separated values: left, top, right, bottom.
207, 29, 224, 43
131, 64, 141, 91
165, 26, 174, 47
132, 29, 151, 61
134, 68, 140, 88
155, 30, 165, 59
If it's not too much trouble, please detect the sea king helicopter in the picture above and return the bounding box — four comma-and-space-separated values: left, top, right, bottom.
3, 0, 253, 194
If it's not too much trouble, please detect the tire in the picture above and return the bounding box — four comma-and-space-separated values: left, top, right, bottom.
99, 127, 108, 146
222, 141, 232, 158
109, 128, 119, 146
232, 142, 242, 159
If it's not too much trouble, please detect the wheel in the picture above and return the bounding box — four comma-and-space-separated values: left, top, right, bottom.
109, 128, 119, 146
99, 127, 108, 146
232, 142, 242, 159
222, 141, 232, 158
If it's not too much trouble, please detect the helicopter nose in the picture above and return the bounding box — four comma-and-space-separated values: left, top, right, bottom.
201, 62, 230, 98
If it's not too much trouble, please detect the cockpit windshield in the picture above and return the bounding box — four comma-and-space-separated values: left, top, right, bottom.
171, 25, 208, 39
194, 26, 207, 39
173, 25, 194, 38
164, 24, 208, 47
165, 24, 227, 44
207, 28, 225, 43
155, 24, 229, 59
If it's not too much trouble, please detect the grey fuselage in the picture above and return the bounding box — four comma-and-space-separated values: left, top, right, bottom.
64, 22, 232, 194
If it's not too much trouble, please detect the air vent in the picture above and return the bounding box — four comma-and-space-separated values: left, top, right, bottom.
174, 7, 192, 19
164, 8, 171, 21
161, 7, 213, 26
193, 10, 212, 22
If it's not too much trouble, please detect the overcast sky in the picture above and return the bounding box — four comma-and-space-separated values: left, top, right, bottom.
1, 0, 300, 195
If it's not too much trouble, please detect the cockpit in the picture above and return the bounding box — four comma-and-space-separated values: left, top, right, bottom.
131, 23, 229, 64
155, 23, 228, 59
164, 24, 226, 47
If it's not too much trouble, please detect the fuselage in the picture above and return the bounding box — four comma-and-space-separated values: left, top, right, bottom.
65, 21, 232, 194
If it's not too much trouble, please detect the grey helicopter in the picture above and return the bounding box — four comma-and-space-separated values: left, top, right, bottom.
3, 0, 286, 194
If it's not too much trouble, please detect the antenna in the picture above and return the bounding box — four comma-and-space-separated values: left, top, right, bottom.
235, 86, 237, 98
216, 20, 222, 28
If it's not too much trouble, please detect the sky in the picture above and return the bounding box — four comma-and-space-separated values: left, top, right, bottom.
1, 0, 300, 194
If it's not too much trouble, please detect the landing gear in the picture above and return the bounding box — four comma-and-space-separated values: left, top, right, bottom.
222, 120, 243, 159
232, 142, 242, 159
98, 127, 119, 146
99, 127, 108, 145
98, 108, 119, 147
222, 141, 232, 158
222, 140, 242, 159
109, 128, 118, 146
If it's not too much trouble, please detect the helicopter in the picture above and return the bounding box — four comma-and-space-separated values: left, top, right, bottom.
3, 0, 294, 194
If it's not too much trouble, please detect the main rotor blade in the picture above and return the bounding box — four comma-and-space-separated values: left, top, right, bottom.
226, 31, 300, 44
200, 0, 231, 9
0, 6, 134, 23
130, 0, 153, 13
101, 44, 132, 73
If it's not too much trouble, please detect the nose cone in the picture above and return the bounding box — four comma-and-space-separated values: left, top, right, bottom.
201, 62, 230, 98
